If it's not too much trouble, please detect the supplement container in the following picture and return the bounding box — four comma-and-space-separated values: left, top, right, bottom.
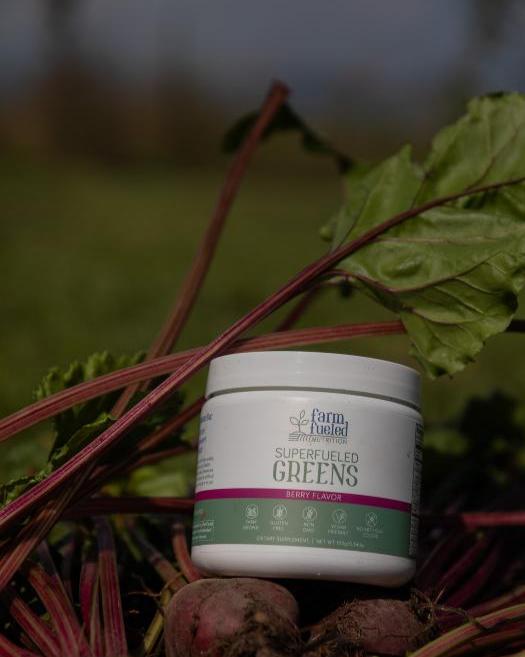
191, 351, 422, 586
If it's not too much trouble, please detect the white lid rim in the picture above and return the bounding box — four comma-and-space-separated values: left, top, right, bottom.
207, 385, 420, 411
205, 351, 421, 408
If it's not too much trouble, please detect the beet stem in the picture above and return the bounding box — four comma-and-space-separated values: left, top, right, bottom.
171, 522, 202, 582
0, 632, 41, 657
0, 481, 83, 593
95, 518, 128, 657
1, 587, 60, 657
36, 541, 72, 604
445, 540, 503, 609
59, 529, 79, 603
434, 533, 492, 597
67, 496, 194, 519
128, 524, 184, 593
428, 511, 525, 529
0, 320, 404, 442
37, 541, 93, 656
119, 441, 196, 476
139, 588, 171, 657
467, 586, 525, 618
410, 603, 525, 657
275, 285, 323, 331
78, 398, 203, 499
416, 530, 468, 592
113, 80, 289, 416
25, 560, 92, 657
79, 546, 104, 657
445, 625, 525, 657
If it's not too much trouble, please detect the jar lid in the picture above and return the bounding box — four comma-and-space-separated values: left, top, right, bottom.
206, 351, 420, 408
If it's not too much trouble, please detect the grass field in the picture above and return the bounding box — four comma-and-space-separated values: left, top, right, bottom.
2, 145, 525, 480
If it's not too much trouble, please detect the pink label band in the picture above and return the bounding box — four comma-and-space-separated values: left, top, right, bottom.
195, 487, 411, 513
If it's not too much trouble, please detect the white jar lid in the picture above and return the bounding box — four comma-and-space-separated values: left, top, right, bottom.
206, 351, 420, 408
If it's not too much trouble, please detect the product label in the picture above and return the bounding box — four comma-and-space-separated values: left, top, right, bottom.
192, 392, 422, 558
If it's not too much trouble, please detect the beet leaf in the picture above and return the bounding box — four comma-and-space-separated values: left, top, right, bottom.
0, 351, 184, 508
325, 93, 525, 377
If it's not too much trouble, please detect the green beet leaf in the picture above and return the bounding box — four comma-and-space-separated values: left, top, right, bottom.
34, 351, 144, 455
223, 102, 351, 172
327, 93, 525, 376
1, 351, 185, 506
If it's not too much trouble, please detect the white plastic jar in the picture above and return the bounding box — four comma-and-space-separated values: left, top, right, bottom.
191, 351, 422, 586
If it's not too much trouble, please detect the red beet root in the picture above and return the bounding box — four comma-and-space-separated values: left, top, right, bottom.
165, 578, 301, 657
305, 598, 433, 657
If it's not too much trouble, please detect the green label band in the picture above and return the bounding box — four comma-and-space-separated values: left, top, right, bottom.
192, 498, 412, 558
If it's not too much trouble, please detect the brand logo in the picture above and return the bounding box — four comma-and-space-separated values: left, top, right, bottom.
289, 408, 349, 444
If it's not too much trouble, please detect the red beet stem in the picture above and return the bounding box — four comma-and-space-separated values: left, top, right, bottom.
0, 481, 83, 593
429, 511, 525, 529
78, 398, 203, 501
36, 541, 72, 604
0, 320, 404, 442
67, 496, 194, 518
434, 533, 492, 596
0, 633, 40, 657
120, 443, 195, 474
95, 518, 128, 657
128, 524, 184, 593
25, 560, 92, 657
275, 285, 323, 331
444, 625, 525, 657
79, 547, 104, 657
410, 603, 525, 657
496, 643, 525, 657
0, 400, 199, 593
171, 522, 202, 582
445, 540, 503, 609
114, 79, 289, 416
1, 588, 60, 657
59, 530, 78, 603
416, 530, 468, 592
468, 586, 525, 618
36, 542, 93, 656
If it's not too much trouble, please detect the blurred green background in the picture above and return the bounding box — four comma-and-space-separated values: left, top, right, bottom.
2, 0, 525, 482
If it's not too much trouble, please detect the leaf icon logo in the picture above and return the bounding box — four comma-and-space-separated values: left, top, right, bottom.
290, 410, 309, 437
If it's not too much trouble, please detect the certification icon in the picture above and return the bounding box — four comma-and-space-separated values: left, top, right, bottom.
245, 504, 259, 520
332, 508, 347, 524
272, 504, 288, 520
366, 511, 379, 528
302, 506, 317, 522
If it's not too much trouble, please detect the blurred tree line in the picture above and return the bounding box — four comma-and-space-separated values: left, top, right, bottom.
0, 0, 226, 163
0, 0, 522, 164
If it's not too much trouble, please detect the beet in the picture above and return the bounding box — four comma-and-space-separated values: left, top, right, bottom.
165, 578, 301, 657
305, 598, 433, 657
